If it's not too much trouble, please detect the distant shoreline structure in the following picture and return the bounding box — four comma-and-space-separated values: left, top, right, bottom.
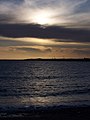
0, 58, 90, 61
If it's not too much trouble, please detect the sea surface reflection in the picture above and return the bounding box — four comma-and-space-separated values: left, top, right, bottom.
0, 61, 90, 111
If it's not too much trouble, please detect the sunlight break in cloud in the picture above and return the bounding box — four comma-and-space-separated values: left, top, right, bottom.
0, 36, 90, 48
0, 36, 90, 59
0, 0, 90, 28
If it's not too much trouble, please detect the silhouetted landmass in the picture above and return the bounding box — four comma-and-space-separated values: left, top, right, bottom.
0, 58, 90, 61
25, 58, 90, 61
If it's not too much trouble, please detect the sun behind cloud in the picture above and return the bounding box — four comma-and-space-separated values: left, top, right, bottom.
29, 10, 54, 25
33, 14, 50, 25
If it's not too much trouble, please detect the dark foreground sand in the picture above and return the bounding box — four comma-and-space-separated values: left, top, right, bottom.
0, 106, 90, 120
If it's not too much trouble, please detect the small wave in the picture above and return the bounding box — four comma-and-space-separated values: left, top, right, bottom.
40, 88, 90, 97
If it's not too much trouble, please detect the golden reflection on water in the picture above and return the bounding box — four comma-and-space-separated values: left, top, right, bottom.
20, 96, 67, 106
21, 97, 50, 106
0, 95, 90, 107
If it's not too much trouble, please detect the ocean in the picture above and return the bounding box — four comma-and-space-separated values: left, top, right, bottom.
0, 60, 90, 117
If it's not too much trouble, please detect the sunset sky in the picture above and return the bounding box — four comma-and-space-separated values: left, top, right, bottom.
0, 0, 90, 59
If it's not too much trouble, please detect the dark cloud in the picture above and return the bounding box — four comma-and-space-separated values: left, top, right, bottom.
0, 24, 90, 42
0, 0, 24, 4
0, 39, 35, 46
16, 47, 52, 53
0, 14, 15, 23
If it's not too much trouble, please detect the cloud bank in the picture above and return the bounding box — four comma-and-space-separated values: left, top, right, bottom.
0, 0, 90, 59
0, 36, 90, 59
0, 24, 90, 42
0, 0, 90, 28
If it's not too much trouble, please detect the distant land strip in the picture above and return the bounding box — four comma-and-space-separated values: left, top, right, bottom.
0, 58, 90, 61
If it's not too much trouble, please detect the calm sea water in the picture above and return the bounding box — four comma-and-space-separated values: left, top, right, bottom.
0, 60, 90, 112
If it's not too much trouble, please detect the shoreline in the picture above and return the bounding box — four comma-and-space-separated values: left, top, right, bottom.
0, 58, 90, 61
